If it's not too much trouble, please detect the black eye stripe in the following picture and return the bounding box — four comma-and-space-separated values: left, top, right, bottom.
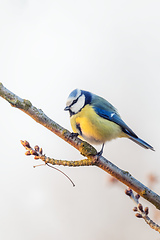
72, 99, 78, 105
69, 93, 83, 107
69, 99, 77, 108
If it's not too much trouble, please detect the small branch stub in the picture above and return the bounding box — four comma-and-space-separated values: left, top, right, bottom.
21, 140, 75, 187
20, 140, 97, 166
125, 188, 160, 233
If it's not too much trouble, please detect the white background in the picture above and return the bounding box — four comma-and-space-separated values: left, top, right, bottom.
0, 1, 160, 239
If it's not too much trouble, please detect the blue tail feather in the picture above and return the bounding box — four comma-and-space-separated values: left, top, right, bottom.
129, 136, 155, 151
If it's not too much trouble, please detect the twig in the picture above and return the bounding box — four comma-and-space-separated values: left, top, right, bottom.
21, 140, 96, 167
125, 188, 160, 233
22, 141, 77, 187
45, 163, 75, 187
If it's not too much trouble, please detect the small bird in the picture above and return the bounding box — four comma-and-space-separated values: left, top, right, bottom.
64, 89, 154, 155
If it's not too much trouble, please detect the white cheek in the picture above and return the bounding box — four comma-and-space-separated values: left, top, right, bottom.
71, 95, 85, 113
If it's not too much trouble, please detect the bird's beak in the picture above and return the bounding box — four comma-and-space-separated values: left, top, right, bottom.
64, 106, 70, 111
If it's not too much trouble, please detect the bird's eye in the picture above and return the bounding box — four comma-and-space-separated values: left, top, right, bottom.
70, 98, 78, 107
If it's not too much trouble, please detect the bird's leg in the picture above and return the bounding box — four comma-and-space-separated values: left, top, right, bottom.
70, 132, 79, 138
97, 143, 104, 156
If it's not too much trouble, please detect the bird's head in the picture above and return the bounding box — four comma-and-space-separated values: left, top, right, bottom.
64, 89, 92, 116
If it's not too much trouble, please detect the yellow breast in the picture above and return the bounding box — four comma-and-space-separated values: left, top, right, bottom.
70, 105, 123, 144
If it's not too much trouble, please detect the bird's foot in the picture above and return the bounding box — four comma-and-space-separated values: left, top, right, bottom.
70, 132, 79, 138
97, 143, 104, 156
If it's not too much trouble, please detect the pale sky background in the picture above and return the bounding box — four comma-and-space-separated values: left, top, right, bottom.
0, 1, 160, 239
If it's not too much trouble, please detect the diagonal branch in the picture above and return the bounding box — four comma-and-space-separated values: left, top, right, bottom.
1, 82, 160, 210
0, 83, 96, 157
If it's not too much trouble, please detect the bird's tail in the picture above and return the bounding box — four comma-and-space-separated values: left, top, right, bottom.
128, 136, 155, 151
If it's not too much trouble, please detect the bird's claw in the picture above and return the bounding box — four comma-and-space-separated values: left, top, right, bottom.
70, 132, 79, 138
97, 143, 104, 156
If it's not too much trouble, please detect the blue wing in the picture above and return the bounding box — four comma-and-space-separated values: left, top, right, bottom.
89, 94, 154, 150
93, 106, 154, 150
93, 106, 138, 138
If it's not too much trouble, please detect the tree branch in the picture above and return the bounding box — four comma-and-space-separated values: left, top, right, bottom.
1, 82, 160, 211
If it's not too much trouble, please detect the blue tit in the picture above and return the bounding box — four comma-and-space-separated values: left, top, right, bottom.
64, 89, 154, 154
